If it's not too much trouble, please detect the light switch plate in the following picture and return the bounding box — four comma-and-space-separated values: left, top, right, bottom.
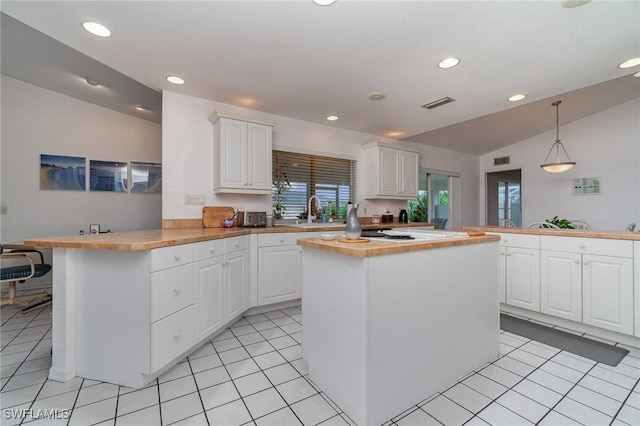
184, 194, 205, 205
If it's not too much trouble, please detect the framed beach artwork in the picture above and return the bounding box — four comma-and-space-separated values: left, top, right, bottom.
40, 154, 86, 190
130, 162, 162, 193
89, 160, 129, 192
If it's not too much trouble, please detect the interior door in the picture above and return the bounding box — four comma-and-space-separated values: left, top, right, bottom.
487, 169, 521, 226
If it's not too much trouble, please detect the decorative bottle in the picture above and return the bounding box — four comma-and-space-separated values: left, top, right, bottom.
345, 203, 361, 240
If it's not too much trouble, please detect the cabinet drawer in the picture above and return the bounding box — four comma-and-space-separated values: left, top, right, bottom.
150, 264, 195, 322
151, 244, 195, 272
225, 236, 247, 253
150, 305, 195, 372
496, 233, 540, 249
258, 233, 301, 247
195, 239, 225, 261
541, 236, 632, 258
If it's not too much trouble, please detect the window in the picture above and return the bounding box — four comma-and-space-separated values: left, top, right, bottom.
272, 150, 356, 220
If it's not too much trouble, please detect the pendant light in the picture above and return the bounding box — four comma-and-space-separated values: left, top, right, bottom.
540, 100, 576, 173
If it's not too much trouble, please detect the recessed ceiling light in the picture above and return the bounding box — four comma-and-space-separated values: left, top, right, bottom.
82, 22, 112, 38
368, 92, 386, 101
84, 77, 100, 87
326, 115, 339, 121
438, 57, 460, 69
313, 0, 337, 5
166, 75, 186, 85
618, 57, 640, 69
134, 104, 149, 111
508, 94, 527, 102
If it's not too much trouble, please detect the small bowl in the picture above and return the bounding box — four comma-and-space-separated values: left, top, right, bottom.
320, 233, 337, 241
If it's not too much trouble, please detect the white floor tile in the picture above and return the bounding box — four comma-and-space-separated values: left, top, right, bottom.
589, 365, 638, 390
160, 392, 205, 425
527, 369, 575, 395
578, 374, 631, 402
68, 397, 117, 426
212, 337, 242, 353
478, 364, 522, 388
116, 386, 159, 416
252, 320, 277, 332
278, 345, 303, 362
237, 332, 266, 346
188, 342, 217, 360
243, 387, 287, 419
599, 359, 640, 380
462, 374, 508, 400
615, 404, 640, 426
115, 405, 161, 426
189, 353, 223, 373
245, 341, 276, 357
291, 393, 339, 425
199, 381, 241, 410
554, 397, 613, 426
494, 356, 536, 377
443, 383, 492, 414
1, 384, 42, 408
420, 395, 473, 426
231, 324, 257, 337
253, 351, 287, 370
30, 390, 78, 414
225, 358, 260, 380
626, 390, 640, 409
254, 406, 302, 426
263, 363, 300, 386
518, 341, 559, 360
320, 414, 351, 425
159, 375, 197, 403
552, 352, 595, 373
477, 401, 534, 426
276, 376, 318, 404
512, 379, 563, 408
506, 349, 547, 368
36, 377, 83, 399
194, 365, 231, 390
218, 347, 251, 365
75, 382, 119, 408
206, 399, 252, 425
290, 358, 309, 376
496, 390, 548, 423
2, 369, 49, 392
538, 410, 583, 425
568, 385, 623, 417
233, 371, 272, 397
268, 335, 297, 350
540, 361, 585, 384
158, 361, 192, 384
395, 408, 440, 425
171, 412, 209, 426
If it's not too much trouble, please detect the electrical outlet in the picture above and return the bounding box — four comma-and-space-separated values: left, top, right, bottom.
184, 194, 205, 205
0, 206, 7, 215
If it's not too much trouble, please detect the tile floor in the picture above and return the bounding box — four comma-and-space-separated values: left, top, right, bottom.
1, 284, 640, 425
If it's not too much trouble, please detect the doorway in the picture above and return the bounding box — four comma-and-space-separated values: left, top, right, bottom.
486, 169, 521, 226
413, 170, 460, 229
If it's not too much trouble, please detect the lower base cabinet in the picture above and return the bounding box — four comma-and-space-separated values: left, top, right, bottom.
258, 233, 301, 305
541, 250, 582, 322
506, 247, 540, 311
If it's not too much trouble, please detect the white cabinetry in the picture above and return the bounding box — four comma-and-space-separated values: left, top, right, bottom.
362, 141, 419, 200
497, 233, 541, 311
541, 236, 634, 335
258, 233, 301, 305
210, 112, 274, 194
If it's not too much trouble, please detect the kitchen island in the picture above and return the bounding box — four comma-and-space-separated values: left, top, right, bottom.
297, 232, 500, 426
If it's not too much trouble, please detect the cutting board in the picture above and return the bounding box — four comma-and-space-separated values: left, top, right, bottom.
203, 206, 235, 228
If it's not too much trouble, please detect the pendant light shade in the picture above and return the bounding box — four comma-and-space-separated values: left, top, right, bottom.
541, 100, 576, 173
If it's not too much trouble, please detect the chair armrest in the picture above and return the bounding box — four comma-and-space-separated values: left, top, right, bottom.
2, 244, 45, 263
0, 253, 36, 282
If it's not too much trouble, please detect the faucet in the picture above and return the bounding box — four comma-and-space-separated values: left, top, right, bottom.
307, 195, 322, 223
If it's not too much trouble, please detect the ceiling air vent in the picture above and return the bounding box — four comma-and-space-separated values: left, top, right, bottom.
421, 96, 456, 109
494, 156, 511, 166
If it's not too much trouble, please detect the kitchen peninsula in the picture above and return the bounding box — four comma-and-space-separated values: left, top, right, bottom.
23, 223, 436, 388
298, 233, 501, 426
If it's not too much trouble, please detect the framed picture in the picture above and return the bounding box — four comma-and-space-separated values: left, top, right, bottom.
130, 162, 162, 193
572, 177, 601, 196
40, 154, 86, 190
90, 224, 100, 235
89, 160, 128, 192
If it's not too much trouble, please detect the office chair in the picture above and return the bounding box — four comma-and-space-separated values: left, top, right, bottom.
1, 244, 52, 313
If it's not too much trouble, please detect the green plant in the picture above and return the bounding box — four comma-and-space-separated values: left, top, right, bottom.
545, 216, 574, 229
407, 192, 428, 222
272, 154, 291, 219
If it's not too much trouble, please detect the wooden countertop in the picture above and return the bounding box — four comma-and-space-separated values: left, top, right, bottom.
297, 234, 500, 257
23, 222, 433, 251
462, 226, 640, 241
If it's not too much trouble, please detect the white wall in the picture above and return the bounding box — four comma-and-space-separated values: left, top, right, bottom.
0, 76, 162, 242
163, 91, 480, 227
479, 99, 640, 231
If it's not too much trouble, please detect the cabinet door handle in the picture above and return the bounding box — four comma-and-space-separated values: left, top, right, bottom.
174, 287, 182, 294
209, 248, 216, 254
174, 333, 182, 340
174, 254, 181, 261
578, 244, 586, 249
503, 239, 508, 243
507, 253, 512, 256
235, 242, 240, 248
583, 261, 589, 265
280, 238, 285, 243
574, 260, 580, 264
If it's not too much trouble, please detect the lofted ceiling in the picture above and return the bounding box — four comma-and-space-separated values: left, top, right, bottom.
1, 0, 639, 155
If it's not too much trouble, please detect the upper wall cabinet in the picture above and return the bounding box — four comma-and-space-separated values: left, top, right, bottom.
361, 141, 419, 200
209, 112, 275, 194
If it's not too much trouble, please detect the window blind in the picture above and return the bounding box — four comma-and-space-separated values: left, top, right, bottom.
273, 150, 356, 220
